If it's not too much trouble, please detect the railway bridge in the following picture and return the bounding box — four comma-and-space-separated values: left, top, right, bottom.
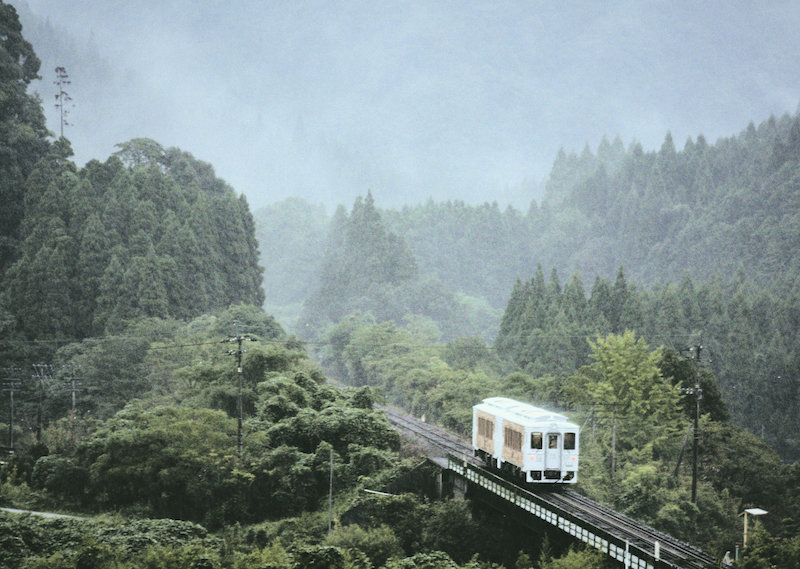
381, 406, 728, 569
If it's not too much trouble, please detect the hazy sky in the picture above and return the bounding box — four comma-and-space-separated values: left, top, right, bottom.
19, 0, 800, 211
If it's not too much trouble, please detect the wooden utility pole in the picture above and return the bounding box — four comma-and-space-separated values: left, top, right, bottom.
224, 323, 255, 455
32, 364, 53, 444
2, 368, 22, 454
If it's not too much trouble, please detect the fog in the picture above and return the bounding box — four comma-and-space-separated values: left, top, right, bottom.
18, 0, 800, 211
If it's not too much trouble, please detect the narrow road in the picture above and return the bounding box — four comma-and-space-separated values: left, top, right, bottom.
1, 506, 83, 519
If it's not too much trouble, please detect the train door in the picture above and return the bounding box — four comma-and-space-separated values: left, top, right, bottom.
545, 433, 561, 470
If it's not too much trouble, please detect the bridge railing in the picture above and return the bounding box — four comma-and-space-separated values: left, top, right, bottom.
447, 454, 682, 569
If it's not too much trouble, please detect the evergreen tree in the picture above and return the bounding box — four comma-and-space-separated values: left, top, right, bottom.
302, 192, 419, 331
5, 218, 75, 338
4, 139, 266, 341
0, 2, 50, 274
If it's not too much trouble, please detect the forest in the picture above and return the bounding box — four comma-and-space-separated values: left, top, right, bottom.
261, 114, 800, 463
1, 1, 800, 567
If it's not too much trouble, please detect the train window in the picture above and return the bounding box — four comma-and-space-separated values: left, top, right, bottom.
531, 432, 543, 449
548, 434, 559, 449
504, 427, 522, 451
564, 432, 576, 450
478, 417, 494, 438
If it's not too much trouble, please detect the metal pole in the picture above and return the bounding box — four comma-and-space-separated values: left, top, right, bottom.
224, 323, 255, 456
237, 332, 243, 455
611, 404, 616, 479
691, 345, 702, 503
328, 447, 334, 533
9, 387, 15, 452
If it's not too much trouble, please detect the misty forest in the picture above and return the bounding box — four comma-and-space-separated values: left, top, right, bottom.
2, 2, 800, 568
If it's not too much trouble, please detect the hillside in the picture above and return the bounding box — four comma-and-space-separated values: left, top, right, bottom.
1, 4, 799, 566
2, 138, 264, 347
255, 112, 800, 462
257, 111, 800, 317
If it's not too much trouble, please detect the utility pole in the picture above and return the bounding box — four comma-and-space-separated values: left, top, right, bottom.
328, 447, 334, 533
611, 403, 617, 479
32, 364, 53, 444
2, 368, 22, 454
680, 344, 704, 503
63, 374, 83, 411
63, 372, 83, 447
54, 66, 72, 138
224, 323, 256, 455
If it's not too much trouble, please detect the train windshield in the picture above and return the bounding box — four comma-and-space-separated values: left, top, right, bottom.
564, 432, 576, 450
531, 432, 542, 449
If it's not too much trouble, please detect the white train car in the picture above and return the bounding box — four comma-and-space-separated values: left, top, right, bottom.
472, 397, 579, 484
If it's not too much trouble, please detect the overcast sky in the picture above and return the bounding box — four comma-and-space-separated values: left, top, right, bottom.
19, 0, 800, 211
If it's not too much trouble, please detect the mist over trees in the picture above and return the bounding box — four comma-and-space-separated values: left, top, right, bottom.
2, 1, 800, 566
297, 192, 480, 342
257, 110, 800, 463
260, 111, 800, 316
14, 1, 800, 213
256, 197, 328, 308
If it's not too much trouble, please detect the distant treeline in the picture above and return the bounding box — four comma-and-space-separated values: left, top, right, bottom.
259, 111, 800, 309
256, 111, 800, 460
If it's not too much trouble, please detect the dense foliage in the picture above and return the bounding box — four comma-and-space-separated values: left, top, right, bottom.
324, 316, 800, 561
495, 267, 799, 461
1, 497, 597, 569
0, 4, 264, 359
1, 137, 264, 346
0, 2, 50, 275
2, 4, 799, 567
0, 302, 588, 569
1, 305, 403, 524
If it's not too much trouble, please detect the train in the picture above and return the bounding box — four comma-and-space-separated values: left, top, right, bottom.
472, 397, 579, 484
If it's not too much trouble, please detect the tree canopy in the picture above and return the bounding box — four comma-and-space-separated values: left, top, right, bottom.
1, 138, 265, 346
299, 192, 477, 341
0, 1, 50, 275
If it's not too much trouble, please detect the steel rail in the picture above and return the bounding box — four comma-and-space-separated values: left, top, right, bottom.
379, 405, 725, 569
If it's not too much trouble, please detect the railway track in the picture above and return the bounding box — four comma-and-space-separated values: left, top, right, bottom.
380, 406, 474, 460
380, 405, 725, 569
